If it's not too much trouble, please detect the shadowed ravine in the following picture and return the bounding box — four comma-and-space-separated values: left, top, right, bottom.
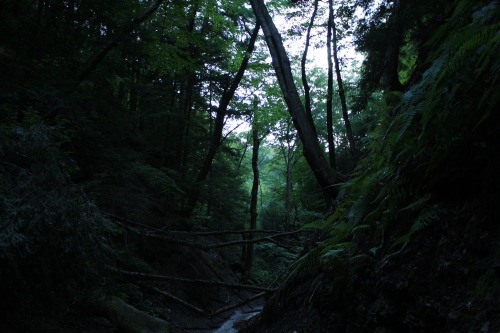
0, 0, 498, 332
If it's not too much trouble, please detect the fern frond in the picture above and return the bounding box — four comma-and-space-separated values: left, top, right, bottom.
390, 205, 438, 251
409, 206, 438, 234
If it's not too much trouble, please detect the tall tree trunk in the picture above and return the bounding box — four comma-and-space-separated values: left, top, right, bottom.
301, 0, 319, 137
129, 65, 143, 133
244, 128, 261, 280
178, 5, 200, 177
180, 75, 193, 177
249, 0, 340, 201
326, 0, 337, 170
284, 152, 293, 231
281, 117, 298, 232
129, 66, 139, 114
176, 73, 195, 176
293, 205, 299, 230
184, 23, 260, 217
161, 78, 178, 168
331, 9, 357, 157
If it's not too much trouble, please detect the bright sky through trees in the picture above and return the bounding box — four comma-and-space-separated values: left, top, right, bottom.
226, 2, 364, 136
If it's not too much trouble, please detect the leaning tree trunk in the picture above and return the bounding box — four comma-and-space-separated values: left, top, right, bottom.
249, 0, 340, 201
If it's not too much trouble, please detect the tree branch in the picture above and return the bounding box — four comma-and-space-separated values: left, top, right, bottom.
203, 229, 307, 249
108, 267, 275, 293
171, 229, 286, 236
103, 211, 168, 233
124, 224, 305, 251
117, 223, 206, 248
106, 212, 312, 251
265, 237, 297, 253
185, 22, 261, 217
146, 286, 207, 316
210, 292, 265, 317
146, 285, 265, 317
104, 211, 314, 237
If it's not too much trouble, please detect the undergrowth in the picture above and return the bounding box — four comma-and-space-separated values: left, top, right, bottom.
0, 124, 112, 317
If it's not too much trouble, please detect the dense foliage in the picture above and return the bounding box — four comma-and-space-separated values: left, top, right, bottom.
328, 0, 499, 250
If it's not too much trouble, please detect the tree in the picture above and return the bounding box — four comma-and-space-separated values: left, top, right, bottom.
326, 0, 338, 170
330, 2, 357, 158
185, 22, 261, 217
249, 0, 340, 201
300, 0, 320, 137
243, 124, 263, 280
276, 116, 301, 231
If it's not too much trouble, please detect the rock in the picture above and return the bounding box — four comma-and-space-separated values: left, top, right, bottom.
96, 296, 171, 333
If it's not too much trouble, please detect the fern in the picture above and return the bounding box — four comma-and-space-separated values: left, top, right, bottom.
321, 0, 499, 261
0, 125, 110, 311
390, 205, 438, 251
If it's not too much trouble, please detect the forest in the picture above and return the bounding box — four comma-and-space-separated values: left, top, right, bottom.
0, 0, 499, 332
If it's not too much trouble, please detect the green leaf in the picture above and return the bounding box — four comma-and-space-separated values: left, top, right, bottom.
321, 248, 345, 257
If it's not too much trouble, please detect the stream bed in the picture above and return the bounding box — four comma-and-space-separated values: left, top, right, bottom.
211, 308, 261, 333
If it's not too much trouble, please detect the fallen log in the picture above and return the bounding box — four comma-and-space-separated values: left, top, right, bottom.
146, 286, 207, 316
103, 211, 314, 237
145, 285, 265, 318
115, 219, 307, 251
109, 267, 276, 293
